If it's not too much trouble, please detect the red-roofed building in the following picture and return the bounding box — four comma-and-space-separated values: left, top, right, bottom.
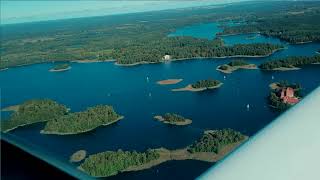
280, 87, 300, 105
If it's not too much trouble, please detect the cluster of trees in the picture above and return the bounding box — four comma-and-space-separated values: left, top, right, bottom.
188, 129, 246, 154
163, 113, 187, 123
269, 81, 303, 111
42, 105, 122, 134
1, 99, 68, 132
218, 8, 320, 44
52, 63, 70, 70
191, 79, 221, 89
259, 55, 320, 70
80, 149, 160, 177
268, 92, 291, 111
228, 59, 249, 67
115, 41, 283, 65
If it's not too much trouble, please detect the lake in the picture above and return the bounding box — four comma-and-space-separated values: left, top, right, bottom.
1, 22, 320, 179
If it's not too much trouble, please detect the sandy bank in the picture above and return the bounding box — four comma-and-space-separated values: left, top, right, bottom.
70, 150, 87, 163
72, 59, 115, 63
1, 105, 20, 112
157, 79, 183, 85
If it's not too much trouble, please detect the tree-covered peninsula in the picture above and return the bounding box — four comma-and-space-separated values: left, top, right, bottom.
1, 99, 68, 133
79, 129, 247, 177
217, 60, 257, 73
268, 81, 302, 111
49, 63, 71, 72
154, 113, 192, 126
259, 55, 320, 70
172, 79, 223, 92
41, 105, 123, 135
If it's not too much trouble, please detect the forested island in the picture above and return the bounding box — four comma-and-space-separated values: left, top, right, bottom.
1, 99, 68, 133
268, 81, 302, 111
49, 63, 71, 72
172, 79, 222, 92
1, 1, 314, 69
79, 129, 247, 177
41, 105, 123, 135
259, 55, 320, 71
154, 113, 192, 126
217, 60, 257, 73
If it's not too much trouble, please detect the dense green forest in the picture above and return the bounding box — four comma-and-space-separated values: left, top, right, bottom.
1, 99, 68, 132
1, 1, 318, 68
52, 63, 70, 70
218, 6, 320, 44
163, 113, 187, 123
188, 129, 246, 154
115, 41, 283, 65
228, 59, 249, 67
218, 59, 251, 71
259, 55, 320, 70
191, 79, 221, 89
80, 149, 160, 177
41, 105, 122, 135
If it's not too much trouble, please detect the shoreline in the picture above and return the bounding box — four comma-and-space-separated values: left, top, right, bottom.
1, 105, 20, 112
154, 115, 192, 126
0, 68, 9, 71
71, 59, 115, 63
49, 66, 71, 72
156, 79, 183, 85
2, 120, 49, 133
1, 47, 284, 69
172, 83, 223, 92
82, 137, 248, 178
114, 47, 284, 67
40, 116, 124, 135
263, 67, 301, 71
216, 64, 257, 74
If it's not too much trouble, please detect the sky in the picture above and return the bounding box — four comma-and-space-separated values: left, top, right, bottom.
0, 0, 248, 25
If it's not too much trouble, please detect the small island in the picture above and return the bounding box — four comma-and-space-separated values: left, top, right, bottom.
156, 79, 183, 85
1, 99, 68, 133
217, 60, 257, 74
70, 150, 87, 163
268, 81, 302, 111
41, 105, 123, 135
259, 55, 320, 71
79, 129, 248, 177
154, 113, 192, 126
172, 79, 223, 92
49, 63, 71, 72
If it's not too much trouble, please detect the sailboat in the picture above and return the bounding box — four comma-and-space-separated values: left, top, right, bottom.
246, 104, 250, 110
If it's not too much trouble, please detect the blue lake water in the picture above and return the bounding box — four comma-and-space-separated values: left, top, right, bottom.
1, 22, 320, 179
